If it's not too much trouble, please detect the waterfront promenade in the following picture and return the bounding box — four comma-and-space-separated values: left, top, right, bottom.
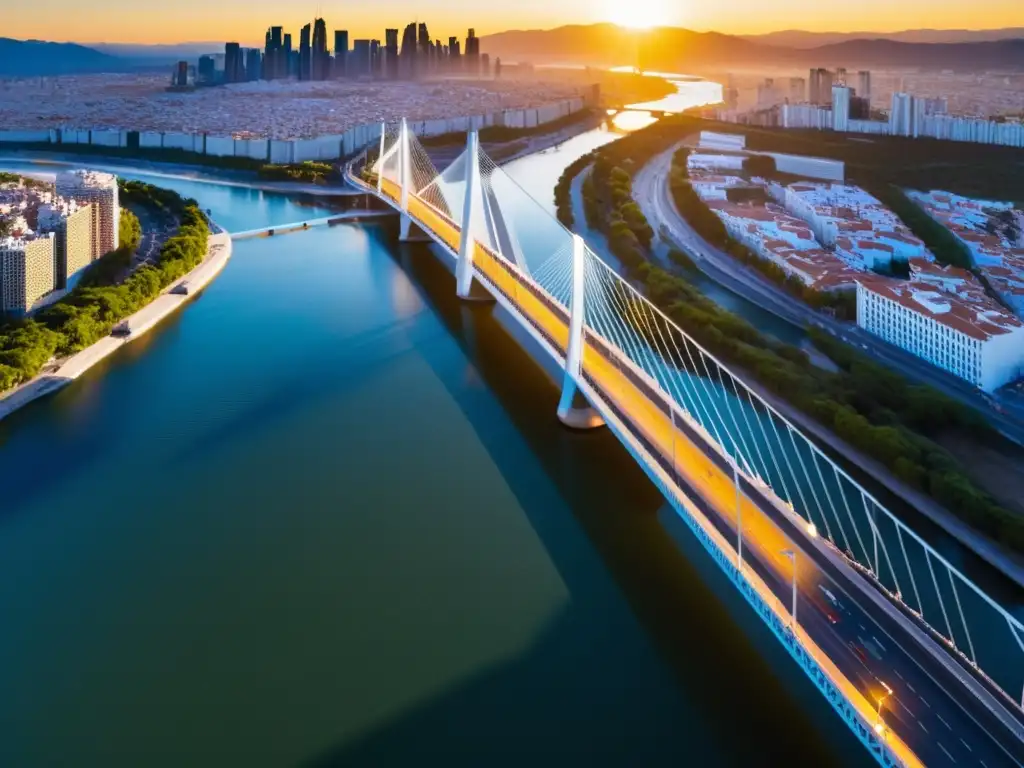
0, 231, 232, 423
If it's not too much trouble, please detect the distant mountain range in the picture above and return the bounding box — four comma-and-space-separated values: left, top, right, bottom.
481, 24, 1024, 70
0, 37, 128, 76
3, 24, 1024, 78
740, 28, 1024, 48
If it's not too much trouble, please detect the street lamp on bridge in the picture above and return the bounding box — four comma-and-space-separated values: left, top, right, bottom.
781, 549, 797, 630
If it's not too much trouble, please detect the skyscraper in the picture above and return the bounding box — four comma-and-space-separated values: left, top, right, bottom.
224, 42, 244, 83
465, 28, 480, 76
385, 29, 399, 78
198, 55, 215, 85
246, 48, 262, 81
448, 36, 460, 72
299, 23, 312, 81
400, 23, 417, 78
352, 39, 371, 77
334, 30, 349, 78
312, 18, 328, 80
857, 70, 872, 104
264, 26, 283, 79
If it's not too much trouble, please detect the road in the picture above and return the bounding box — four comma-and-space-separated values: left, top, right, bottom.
364, 169, 1024, 767
630, 144, 1024, 448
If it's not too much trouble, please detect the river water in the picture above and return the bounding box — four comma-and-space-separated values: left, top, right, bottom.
0, 126, 870, 765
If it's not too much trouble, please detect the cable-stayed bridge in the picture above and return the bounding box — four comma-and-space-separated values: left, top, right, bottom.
344, 119, 1024, 768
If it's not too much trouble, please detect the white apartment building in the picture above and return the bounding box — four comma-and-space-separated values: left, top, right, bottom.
38, 199, 95, 288
0, 234, 56, 314
857, 278, 1024, 391
783, 182, 928, 268
55, 170, 119, 257
832, 86, 851, 132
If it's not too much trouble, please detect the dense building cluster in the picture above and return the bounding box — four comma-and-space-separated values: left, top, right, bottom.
686, 134, 1024, 391
0, 74, 591, 141
719, 66, 1024, 149
174, 18, 493, 89
908, 190, 1024, 316
0, 171, 118, 315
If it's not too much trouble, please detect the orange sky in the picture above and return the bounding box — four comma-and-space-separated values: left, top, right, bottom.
8, 0, 1024, 44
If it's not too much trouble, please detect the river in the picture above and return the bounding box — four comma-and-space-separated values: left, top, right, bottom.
0, 130, 869, 764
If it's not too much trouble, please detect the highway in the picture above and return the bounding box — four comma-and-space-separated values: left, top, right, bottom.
363, 169, 1024, 767
630, 144, 1024, 448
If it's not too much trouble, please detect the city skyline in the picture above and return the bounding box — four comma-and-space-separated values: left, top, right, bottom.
7, 0, 1024, 45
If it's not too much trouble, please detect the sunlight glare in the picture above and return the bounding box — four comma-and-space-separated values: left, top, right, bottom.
603, 0, 670, 29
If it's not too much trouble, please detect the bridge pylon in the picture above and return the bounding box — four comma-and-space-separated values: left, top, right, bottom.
398, 117, 414, 241
557, 234, 604, 430
455, 130, 495, 302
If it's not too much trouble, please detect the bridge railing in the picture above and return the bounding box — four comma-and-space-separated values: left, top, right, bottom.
356, 125, 1024, 722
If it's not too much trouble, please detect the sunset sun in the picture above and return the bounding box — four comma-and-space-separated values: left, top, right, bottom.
603, 0, 671, 28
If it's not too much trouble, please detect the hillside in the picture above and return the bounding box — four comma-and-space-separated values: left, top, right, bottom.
481, 23, 1024, 71
0, 38, 127, 76
743, 28, 1024, 48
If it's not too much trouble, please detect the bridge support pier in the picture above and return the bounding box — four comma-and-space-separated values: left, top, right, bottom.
455, 130, 496, 303
557, 234, 604, 430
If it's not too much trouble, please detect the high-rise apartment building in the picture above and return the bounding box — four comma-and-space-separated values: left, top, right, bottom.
0, 234, 55, 315
788, 77, 806, 104
334, 30, 349, 78
56, 170, 119, 257
857, 71, 872, 104
832, 85, 851, 131
808, 68, 834, 106
448, 35, 461, 70
38, 200, 93, 289
299, 23, 312, 80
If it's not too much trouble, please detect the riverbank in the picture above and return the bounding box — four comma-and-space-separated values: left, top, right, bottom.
0, 231, 232, 423
0, 152, 359, 198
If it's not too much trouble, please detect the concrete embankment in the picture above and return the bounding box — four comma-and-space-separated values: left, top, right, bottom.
0, 231, 232, 423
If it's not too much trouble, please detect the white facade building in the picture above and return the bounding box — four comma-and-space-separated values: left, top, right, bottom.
0, 234, 56, 314
832, 86, 851, 132
857, 278, 1024, 391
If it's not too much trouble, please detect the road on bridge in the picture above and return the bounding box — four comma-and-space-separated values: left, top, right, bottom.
364, 169, 1024, 768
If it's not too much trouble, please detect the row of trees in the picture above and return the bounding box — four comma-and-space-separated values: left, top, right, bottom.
553, 151, 596, 229
575, 115, 1023, 551
0, 186, 209, 393
258, 161, 338, 185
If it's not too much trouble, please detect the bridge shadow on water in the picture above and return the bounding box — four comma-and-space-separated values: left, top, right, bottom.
306, 234, 869, 767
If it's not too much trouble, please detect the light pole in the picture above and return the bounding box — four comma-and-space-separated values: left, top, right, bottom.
876, 682, 892, 725
781, 549, 797, 629
734, 458, 743, 571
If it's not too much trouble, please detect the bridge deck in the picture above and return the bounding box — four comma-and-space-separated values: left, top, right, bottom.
358, 168, 1024, 766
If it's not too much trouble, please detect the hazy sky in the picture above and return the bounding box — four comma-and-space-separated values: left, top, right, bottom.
10, 0, 1024, 44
